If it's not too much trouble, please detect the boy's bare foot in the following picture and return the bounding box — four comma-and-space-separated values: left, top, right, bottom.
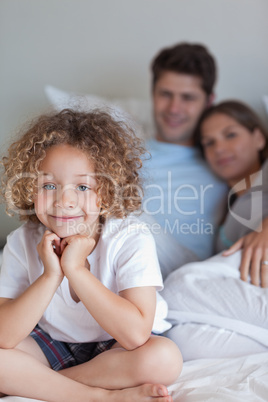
108, 383, 173, 401
0, 384, 172, 401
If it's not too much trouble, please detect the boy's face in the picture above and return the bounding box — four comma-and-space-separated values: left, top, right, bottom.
34, 144, 101, 239
153, 71, 212, 146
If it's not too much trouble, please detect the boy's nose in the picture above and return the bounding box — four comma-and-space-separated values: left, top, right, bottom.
55, 188, 78, 209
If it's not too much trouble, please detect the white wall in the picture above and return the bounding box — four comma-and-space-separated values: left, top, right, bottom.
1, 0, 268, 245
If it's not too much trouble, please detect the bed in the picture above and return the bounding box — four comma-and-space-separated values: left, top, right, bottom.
1, 90, 268, 401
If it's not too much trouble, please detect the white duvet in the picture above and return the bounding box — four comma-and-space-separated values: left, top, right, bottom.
162, 250, 268, 361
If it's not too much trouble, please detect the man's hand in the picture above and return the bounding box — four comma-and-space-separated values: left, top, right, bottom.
223, 218, 268, 288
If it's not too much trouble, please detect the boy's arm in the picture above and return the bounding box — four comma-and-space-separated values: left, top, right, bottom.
0, 230, 63, 348
0, 273, 62, 348
70, 269, 155, 350
68, 269, 156, 350
61, 235, 157, 350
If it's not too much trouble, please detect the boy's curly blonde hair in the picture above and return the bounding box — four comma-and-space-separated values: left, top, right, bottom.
1, 108, 148, 223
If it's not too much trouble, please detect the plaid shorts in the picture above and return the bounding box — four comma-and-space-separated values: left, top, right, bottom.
30, 325, 117, 371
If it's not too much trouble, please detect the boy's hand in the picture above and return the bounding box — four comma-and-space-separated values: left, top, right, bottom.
37, 230, 64, 281
60, 235, 96, 275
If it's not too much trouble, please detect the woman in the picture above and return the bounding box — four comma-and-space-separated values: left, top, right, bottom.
195, 100, 268, 287
161, 101, 268, 361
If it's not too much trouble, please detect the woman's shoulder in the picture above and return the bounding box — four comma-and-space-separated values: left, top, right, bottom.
242, 160, 268, 194
262, 159, 268, 178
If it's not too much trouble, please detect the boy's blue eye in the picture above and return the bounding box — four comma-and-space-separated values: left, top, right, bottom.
43, 184, 56, 190
77, 185, 90, 192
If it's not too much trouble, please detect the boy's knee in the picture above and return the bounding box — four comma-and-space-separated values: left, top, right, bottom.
136, 336, 183, 385
151, 336, 183, 383
0, 348, 9, 374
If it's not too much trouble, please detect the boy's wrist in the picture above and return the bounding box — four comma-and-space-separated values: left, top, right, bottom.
62, 263, 88, 278
42, 271, 64, 286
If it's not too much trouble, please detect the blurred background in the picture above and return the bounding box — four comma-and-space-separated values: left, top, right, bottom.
1, 0, 268, 246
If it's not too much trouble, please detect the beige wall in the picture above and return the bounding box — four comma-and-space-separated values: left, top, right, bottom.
1, 0, 268, 245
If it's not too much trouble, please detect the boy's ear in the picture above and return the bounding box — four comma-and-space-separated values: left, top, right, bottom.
253, 128, 266, 151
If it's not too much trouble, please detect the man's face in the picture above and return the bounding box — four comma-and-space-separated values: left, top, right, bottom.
153, 71, 212, 146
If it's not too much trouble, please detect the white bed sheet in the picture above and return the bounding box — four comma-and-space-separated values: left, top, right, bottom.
2, 352, 268, 401
170, 352, 268, 402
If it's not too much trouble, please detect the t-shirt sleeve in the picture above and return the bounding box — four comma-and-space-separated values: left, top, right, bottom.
113, 221, 163, 292
0, 228, 30, 299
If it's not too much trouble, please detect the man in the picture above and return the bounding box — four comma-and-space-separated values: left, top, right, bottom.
151, 42, 215, 146
141, 43, 227, 278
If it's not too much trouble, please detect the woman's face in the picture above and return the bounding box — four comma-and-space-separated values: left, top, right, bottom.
200, 113, 265, 186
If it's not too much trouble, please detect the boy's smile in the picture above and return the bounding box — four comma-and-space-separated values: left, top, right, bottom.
50, 215, 84, 222
34, 144, 101, 239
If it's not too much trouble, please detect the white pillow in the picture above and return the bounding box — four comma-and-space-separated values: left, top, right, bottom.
44, 85, 154, 140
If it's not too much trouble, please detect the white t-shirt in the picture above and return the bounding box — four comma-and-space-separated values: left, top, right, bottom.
0, 216, 170, 342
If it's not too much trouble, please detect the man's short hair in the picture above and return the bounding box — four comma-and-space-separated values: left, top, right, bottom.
151, 42, 217, 96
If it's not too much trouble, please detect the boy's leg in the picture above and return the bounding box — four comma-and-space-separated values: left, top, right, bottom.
0, 345, 105, 401
0, 337, 174, 402
16, 333, 52, 366
60, 335, 182, 390
0, 335, 51, 398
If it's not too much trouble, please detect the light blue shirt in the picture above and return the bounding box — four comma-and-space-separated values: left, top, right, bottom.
141, 139, 227, 261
